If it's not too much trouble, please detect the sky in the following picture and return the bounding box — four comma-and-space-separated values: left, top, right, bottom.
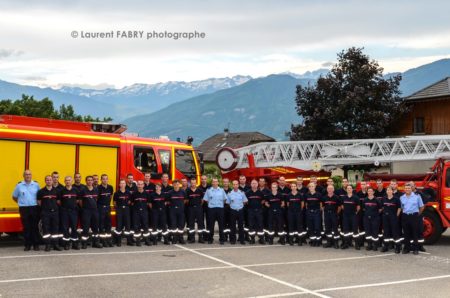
0, 0, 449, 89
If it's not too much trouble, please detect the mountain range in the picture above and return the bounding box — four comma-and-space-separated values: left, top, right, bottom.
1, 58, 450, 142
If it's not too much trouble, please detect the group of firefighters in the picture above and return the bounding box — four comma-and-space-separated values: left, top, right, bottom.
12, 170, 426, 255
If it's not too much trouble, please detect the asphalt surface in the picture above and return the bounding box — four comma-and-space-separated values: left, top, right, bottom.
0, 232, 449, 298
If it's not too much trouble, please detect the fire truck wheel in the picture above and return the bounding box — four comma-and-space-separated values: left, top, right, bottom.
422, 208, 443, 245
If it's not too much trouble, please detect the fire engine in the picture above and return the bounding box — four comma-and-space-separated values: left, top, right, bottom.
0, 115, 202, 233
216, 135, 450, 244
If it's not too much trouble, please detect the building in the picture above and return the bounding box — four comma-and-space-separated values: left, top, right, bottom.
397, 77, 450, 135
393, 77, 450, 173
197, 129, 275, 164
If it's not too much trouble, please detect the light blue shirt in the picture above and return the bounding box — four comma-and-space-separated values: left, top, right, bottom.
227, 189, 248, 210
203, 187, 227, 208
12, 181, 40, 207
400, 192, 424, 214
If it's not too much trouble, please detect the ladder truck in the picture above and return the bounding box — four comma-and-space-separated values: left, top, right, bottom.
216, 135, 450, 244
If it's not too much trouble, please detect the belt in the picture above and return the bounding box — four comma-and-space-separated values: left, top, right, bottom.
232, 208, 243, 212
403, 212, 419, 216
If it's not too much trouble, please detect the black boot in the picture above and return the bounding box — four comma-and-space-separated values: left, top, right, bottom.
381, 243, 389, 252
323, 238, 332, 248
333, 239, 339, 249
136, 237, 142, 246
107, 237, 114, 247
179, 234, 186, 244
280, 235, 286, 245
93, 238, 103, 248
259, 236, 266, 245
64, 242, 71, 250
152, 235, 158, 246
144, 237, 151, 246
116, 235, 122, 247
288, 236, 294, 246
172, 233, 178, 244
395, 244, 401, 254
188, 233, 195, 243
127, 236, 135, 246
366, 240, 373, 251
373, 241, 378, 251
53, 239, 62, 251
341, 238, 349, 249
250, 236, 256, 245
355, 238, 361, 250
72, 241, 80, 250
81, 241, 88, 249
268, 236, 274, 245
163, 235, 170, 245
45, 244, 51, 252
198, 233, 205, 244
418, 244, 426, 252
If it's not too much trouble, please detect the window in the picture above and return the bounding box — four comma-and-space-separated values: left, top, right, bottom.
446, 168, 450, 188
159, 149, 171, 178
175, 149, 197, 177
133, 147, 158, 175
413, 117, 425, 134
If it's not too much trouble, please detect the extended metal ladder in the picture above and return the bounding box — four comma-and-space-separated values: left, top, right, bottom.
220, 135, 450, 171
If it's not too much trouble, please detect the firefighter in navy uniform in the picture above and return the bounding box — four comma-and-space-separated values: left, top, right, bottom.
341, 185, 360, 249
304, 183, 323, 246
131, 181, 151, 246
258, 177, 270, 242
265, 182, 286, 245
59, 176, 80, 250
238, 175, 251, 241
199, 175, 211, 242
144, 172, 156, 236
51, 171, 65, 193
186, 177, 205, 243
410, 181, 427, 252
362, 188, 382, 251
167, 180, 187, 244
222, 178, 232, 242
97, 174, 114, 247
149, 183, 170, 245
296, 176, 308, 244
113, 179, 132, 246
321, 185, 341, 249
277, 176, 291, 240
161, 173, 174, 241
245, 179, 265, 244
374, 179, 386, 200
125, 173, 138, 242
381, 186, 402, 253
80, 176, 102, 249
356, 181, 368, 248
37, 175, 62, 251
286, 183, 304, 246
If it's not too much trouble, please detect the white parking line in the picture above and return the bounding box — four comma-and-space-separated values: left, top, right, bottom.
315, 274, 450, 293
175, 244, 329, 298
0, 244, 283, 260
242, 253, 395, 267
251, 274, 450, 297
0, 265, 233, 284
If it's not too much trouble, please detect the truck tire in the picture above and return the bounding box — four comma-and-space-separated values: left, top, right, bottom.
422, 208, 443, 244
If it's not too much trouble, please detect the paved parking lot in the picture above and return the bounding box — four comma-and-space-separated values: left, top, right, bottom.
0, 232, 449, 298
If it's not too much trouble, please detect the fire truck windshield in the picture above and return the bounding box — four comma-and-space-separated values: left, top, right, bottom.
175, 149, 197, 177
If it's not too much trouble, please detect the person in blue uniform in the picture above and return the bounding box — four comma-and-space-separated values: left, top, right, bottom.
400, 184, 424, 255
341, 185, 360, 250
37, 175, 62, 252
286, 183, 304, 246
410, 181, 427, 252
222, 178, 232, 242
362, 188, 382, 251
186, 177, 205, 243
265, 182, 286, 245
381, 186, 402, 253
203, 178, 228, 244
113, 179, 132, 246
59, 176, 80, 250
321, 185, 341, 249
12, 170, 41, 251
226, 180, 248, 245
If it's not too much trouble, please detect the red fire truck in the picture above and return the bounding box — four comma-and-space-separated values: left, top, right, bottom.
216, 135, 450, 244
0, 115, 202, 233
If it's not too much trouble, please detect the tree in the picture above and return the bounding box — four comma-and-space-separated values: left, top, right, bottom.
289, 47, 407, 140
0, 94, 112, 122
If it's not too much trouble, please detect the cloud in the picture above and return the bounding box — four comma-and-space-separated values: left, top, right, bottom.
321, 62, 333, 67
